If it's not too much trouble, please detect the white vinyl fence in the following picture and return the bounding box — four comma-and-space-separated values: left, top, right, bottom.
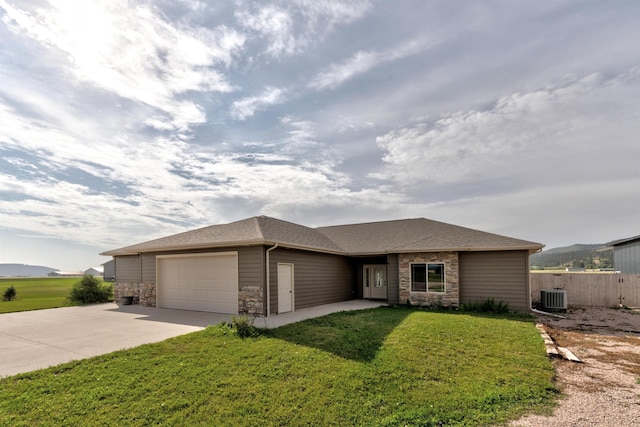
530, 273, 640, 308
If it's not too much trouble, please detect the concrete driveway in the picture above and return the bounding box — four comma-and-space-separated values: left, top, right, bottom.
0, 303, 231, 378
0, 300, 385, 378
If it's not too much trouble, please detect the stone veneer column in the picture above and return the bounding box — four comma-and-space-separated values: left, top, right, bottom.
238, 286, 264, 317
113, 282, 156, 307
398, 252, 459, 308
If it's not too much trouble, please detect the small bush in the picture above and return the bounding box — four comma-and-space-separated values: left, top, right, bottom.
209, 316, 258, 338
231, 315, 259, 338
3, 285, 17, 301
68, 275, 113, 304
461, 298, 509, 314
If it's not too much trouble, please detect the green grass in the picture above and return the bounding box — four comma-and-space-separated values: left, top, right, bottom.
0, 307, 557, 426
0, 277, 79, 313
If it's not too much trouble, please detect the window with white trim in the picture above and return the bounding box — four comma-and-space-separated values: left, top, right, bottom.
410, 263, 445, 293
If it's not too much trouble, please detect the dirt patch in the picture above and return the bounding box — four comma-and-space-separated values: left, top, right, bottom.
510, 307, 640, 426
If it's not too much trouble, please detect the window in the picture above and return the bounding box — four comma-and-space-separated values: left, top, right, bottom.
410, 263, 445, 293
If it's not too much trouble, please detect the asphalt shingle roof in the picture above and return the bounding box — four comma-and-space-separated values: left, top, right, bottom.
101, 215, 543, 256
316, 218, 542, 254
101, 216, 343, 256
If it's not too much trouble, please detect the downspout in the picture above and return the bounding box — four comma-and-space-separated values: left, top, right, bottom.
526, 250, 532, 315
265, 243, 278, 317
530, 307, 566, 319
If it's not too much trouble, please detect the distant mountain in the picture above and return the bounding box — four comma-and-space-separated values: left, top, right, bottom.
0, 263, 56, 277
530, 244, 613, 269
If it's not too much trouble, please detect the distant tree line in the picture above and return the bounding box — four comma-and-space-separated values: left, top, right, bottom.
530, 247, 613, 270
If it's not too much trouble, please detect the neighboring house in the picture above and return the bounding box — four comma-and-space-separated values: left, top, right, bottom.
48, 271, 83, 277
608, 235, 640, 273
84, 267, 104, 276
102, 260, 115, 281
101, 216, 543, 316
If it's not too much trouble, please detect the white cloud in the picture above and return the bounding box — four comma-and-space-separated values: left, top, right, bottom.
413, 177, 640, 249
3, 0, 640, 266
230, 87, 285, 120
0, 93, 389, 248
235, 0, 371, 57
309, 37, 432, 90
174, 150, 405, 224
373, 70, 640, 189
235, 5, 295, 57
1, 0, 245, 131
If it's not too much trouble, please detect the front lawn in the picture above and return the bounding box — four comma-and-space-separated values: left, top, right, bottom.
0, 307, 556, 426
0, 277, 79, 313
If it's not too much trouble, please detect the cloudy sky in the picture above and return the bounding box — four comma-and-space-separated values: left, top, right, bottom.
1, 0, 639, 271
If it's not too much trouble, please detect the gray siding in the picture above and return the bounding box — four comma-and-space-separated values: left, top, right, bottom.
614, 240, 640, 273
269, 248, 354, 313
459, 250, 530, 311
142, 254, 156, 283
115, 255, 142, 283
103, 260, 115, 281
387, 254, 399, 305
117, 247, 265, 290
238, 246, 265, 315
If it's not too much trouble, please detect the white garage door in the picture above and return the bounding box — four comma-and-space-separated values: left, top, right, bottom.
156, 252, 238, 314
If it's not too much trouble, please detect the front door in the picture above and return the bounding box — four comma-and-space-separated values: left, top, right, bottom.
363, 265, 387, 300
277, 263, 294, 313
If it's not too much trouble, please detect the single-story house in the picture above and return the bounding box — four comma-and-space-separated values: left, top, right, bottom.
608, 234, 640, 274
101, 216, 543, 316
48, 270, 84, 277
84, 267, 104, 276
102, 260, 115, 281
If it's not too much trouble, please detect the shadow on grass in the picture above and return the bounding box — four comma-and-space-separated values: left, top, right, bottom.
263, 306, 411, 362
264, 306, 536, 363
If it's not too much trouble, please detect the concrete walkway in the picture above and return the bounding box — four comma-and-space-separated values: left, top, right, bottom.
0, 300, 385, 377
253, 299, 386, 328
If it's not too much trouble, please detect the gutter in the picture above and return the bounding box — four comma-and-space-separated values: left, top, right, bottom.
101, 240, 345, 257
265, 243, 278, 317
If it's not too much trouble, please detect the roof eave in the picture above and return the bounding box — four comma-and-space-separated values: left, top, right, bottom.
607, 235, 640, 247
101, 240, 347, 257
100, 239, 269, 256
346, 245, 544, 257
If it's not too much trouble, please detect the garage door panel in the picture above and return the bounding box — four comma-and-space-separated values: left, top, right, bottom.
157, 253, 238, 314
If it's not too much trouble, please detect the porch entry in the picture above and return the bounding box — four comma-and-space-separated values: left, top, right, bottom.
277, 263, 294, 314
362, 265, 387, 300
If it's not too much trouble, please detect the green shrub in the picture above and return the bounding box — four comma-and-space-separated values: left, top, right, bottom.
210, 316, 258, 338
231, 315, 259, 338
68, 275, 113, 304
2, 285, 16, 301
461, 298, 509, 314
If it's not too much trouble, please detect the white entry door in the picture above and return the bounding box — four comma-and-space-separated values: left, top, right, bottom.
363, 265, 387, 300
277, 263, 294, 314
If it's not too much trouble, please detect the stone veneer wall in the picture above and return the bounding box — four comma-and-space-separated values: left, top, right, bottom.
238, 286, 264, 317
114, 282, 156, 307
399, 252, 459, 308
115, 282, 266, 316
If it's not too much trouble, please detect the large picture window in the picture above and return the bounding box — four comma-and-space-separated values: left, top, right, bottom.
411, 263, 445, 293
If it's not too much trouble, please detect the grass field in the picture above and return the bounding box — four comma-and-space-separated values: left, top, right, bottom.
0, 277, 81, 313
0, 307, 557, 426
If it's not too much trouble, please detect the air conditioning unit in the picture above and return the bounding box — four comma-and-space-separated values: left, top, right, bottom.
541, 289, 568, 310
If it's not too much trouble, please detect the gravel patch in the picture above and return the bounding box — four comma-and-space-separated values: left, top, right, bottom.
510, 307, 640, 426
